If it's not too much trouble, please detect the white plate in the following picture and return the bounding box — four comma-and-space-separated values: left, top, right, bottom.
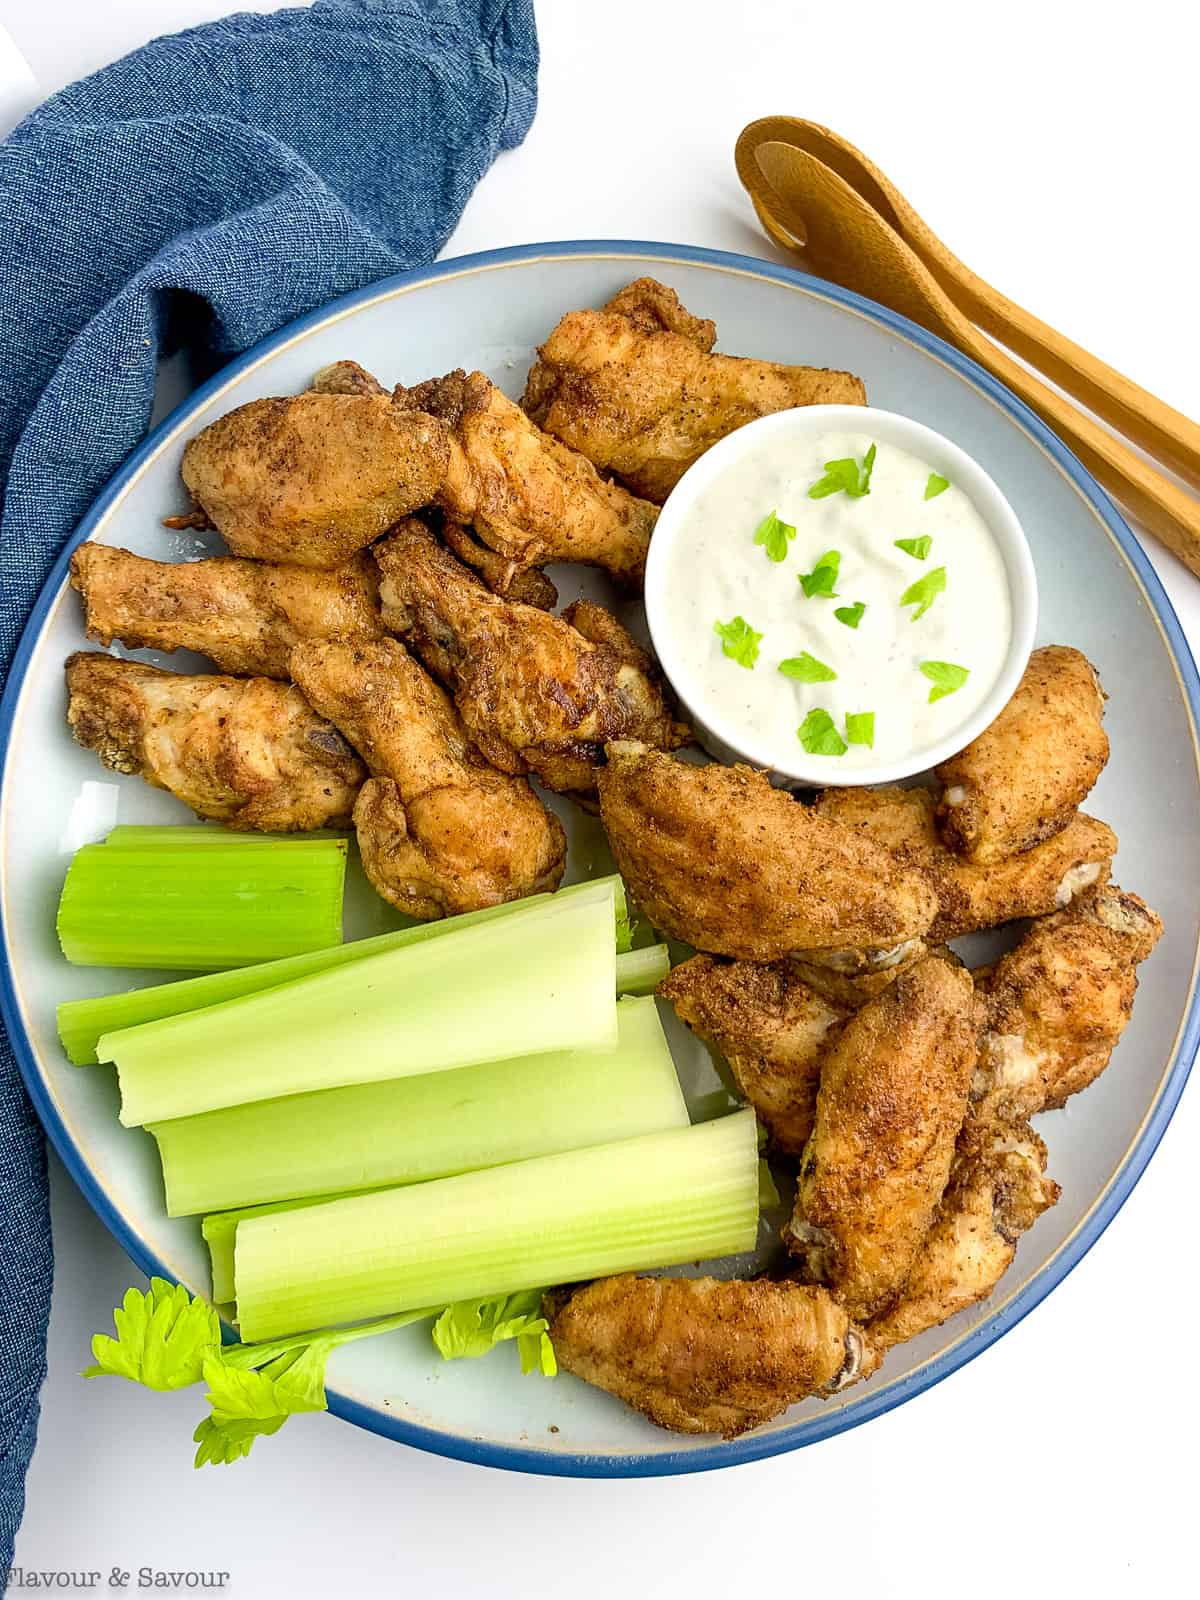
2, 242, 1198, 1476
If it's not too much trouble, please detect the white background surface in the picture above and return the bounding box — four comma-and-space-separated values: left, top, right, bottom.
3, 1, 1199, 1595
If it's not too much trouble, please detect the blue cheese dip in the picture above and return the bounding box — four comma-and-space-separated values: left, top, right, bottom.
652, 429, 1013, 773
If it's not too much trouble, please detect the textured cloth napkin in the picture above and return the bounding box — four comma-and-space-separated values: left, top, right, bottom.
0, 0, 536, 1560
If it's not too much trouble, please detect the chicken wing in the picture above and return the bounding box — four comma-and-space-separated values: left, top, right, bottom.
65, 653, 364, 831
547, 1274, 870, 1438
289, 636, 565, 919
596, 743, 938, 961
375, 522, 686, 795
814, 785, 1117, 941
440, 520, 559, 610
523, 277, 867, 502
69, 544, 382, 680
935, 646, 1109, 862
179, 394, 448, 568
972, 885, 1162, 1120
658, 956, 849, 1154
785, 955, 979, 1322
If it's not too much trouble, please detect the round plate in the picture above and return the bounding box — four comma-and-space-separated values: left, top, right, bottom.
2, 242, 1198, 1477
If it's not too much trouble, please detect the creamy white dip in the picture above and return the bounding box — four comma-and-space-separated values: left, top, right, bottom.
655, 430, 1013, 771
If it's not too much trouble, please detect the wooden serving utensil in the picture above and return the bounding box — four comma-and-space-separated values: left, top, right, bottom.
735, 116, 1200, 578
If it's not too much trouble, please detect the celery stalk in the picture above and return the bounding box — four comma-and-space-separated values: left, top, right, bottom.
203, 1199, 340, 1303
101, 826, 350, 848
614, 944, 670, 995
234, 1109, 759, 1342
152, 995, 686, 1216
106, 882, 620, 1127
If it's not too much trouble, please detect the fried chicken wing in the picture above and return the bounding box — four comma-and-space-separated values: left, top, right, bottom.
65, 653, 364, 831
69, 544, 382, 680
440, 520, 559, 610
375, 522, 685, 795
595, 744, 937, 961
814, 785, 1117, 941
396, 369, 656, 585
659, 957, 849, 1154
547, 1274, 869, 1438
972, 885, 1162, 1120
935, 646, 1109, 863
523, 277, 867, 502
785, 955, 979, 1322
179, 394, 448, 568
289, 636, 565, 919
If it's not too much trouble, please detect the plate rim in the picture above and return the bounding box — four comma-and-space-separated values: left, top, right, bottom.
2, 237, 1197, 1477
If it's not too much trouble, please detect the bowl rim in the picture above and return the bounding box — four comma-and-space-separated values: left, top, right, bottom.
643, 402, 1039, 784
1, 237, 1197, 1479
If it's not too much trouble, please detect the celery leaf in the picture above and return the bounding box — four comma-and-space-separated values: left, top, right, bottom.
433, 1291, 557, 1377
83, 1277, 220, 1392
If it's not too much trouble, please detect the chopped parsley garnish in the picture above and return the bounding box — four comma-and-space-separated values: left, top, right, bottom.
713, 614, 762, 669
834, 601, 866, 629
807, 443, 877, 500
920, 660, 971, 702
753, 508, 797, 563
778, 651, 837, 683
924, 472, 950, 500
798, 549, 841, 599
894, 536, 932, 561
900, 565, 947, 620
797, 708, 847, 757
845, 711, 876, 747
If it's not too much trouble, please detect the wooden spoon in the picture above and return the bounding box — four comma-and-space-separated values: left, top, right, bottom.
735, 116, 1200, 577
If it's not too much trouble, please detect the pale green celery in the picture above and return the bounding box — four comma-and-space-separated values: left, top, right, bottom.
614, 944, 670, 995
59, 875, 627, 1066
57, 840, 347, 970
107, 883, 620, 1128
203, 1200, 341, 1303
155, 995, 685, 1216
102, 826, 350, 848
234, 1109, 759, 1342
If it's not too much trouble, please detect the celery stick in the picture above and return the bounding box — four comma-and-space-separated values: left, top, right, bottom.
59, 875, 627, 1066
102, 826, 350, 848
107, 883, 620, 1127
614, 944, 670, 995
234, 1109, 759, 1342
153, 995, 686, 1216
57, 841, 347, 970
203, 1199, 340, 1303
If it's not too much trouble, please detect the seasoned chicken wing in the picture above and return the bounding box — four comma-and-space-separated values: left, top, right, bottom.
69, 544, 382, 680
289, 636, 565, 919
659, 956, 849, 1154
375, 522, 685, 795
395, 369, 656, 586
596, 743, 938, 961
547, 1274, 869, 1438
785, 955, 979, 1322
814, 785, 1117, 941
439, 520, 559, 610
523, 277, 867, 502
935, 646, 1109, 862
972, 885, 1162, 1120
65, 653, 364, 831
179, 394, 448, 568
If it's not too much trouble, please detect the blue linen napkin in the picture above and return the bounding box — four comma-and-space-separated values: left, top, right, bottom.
0, 0, 537, 1559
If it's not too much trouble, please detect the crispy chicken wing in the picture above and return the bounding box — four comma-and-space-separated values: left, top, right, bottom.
375, 522, 685, 795
65, 653, 364, 831
659, 956, 849, 1154
179, 394, 448, 568
523, 277, 867, 502
814, 785, 1117, 941
972, 885, 1162, 1120
69, 544, 382, 680
547, 1274, 869, 1438
935, 646, 1109, 863
289, 636, 565, 918
596, 744, 938, 961
439, 520, 559, 610
785, 955, 980, 1322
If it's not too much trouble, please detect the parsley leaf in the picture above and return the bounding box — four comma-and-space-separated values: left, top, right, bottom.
714, 614, 762, 668
433, 1291, 557, 1377
779, 651, 837, 683
834, 601, 866, 629
753, 508, 797, 563
900, 565, 947, 620
924, 472, 950, 500
83, 1278, 220, 1392
797, 708, 848, 757
894, 536, 932, 561
798, 549, 841, 599
808, 443, 877, 500
845, 711, 876, 748
920, 660, 971, 702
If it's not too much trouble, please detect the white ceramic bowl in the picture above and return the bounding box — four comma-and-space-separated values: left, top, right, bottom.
644, 404, 1039, 785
